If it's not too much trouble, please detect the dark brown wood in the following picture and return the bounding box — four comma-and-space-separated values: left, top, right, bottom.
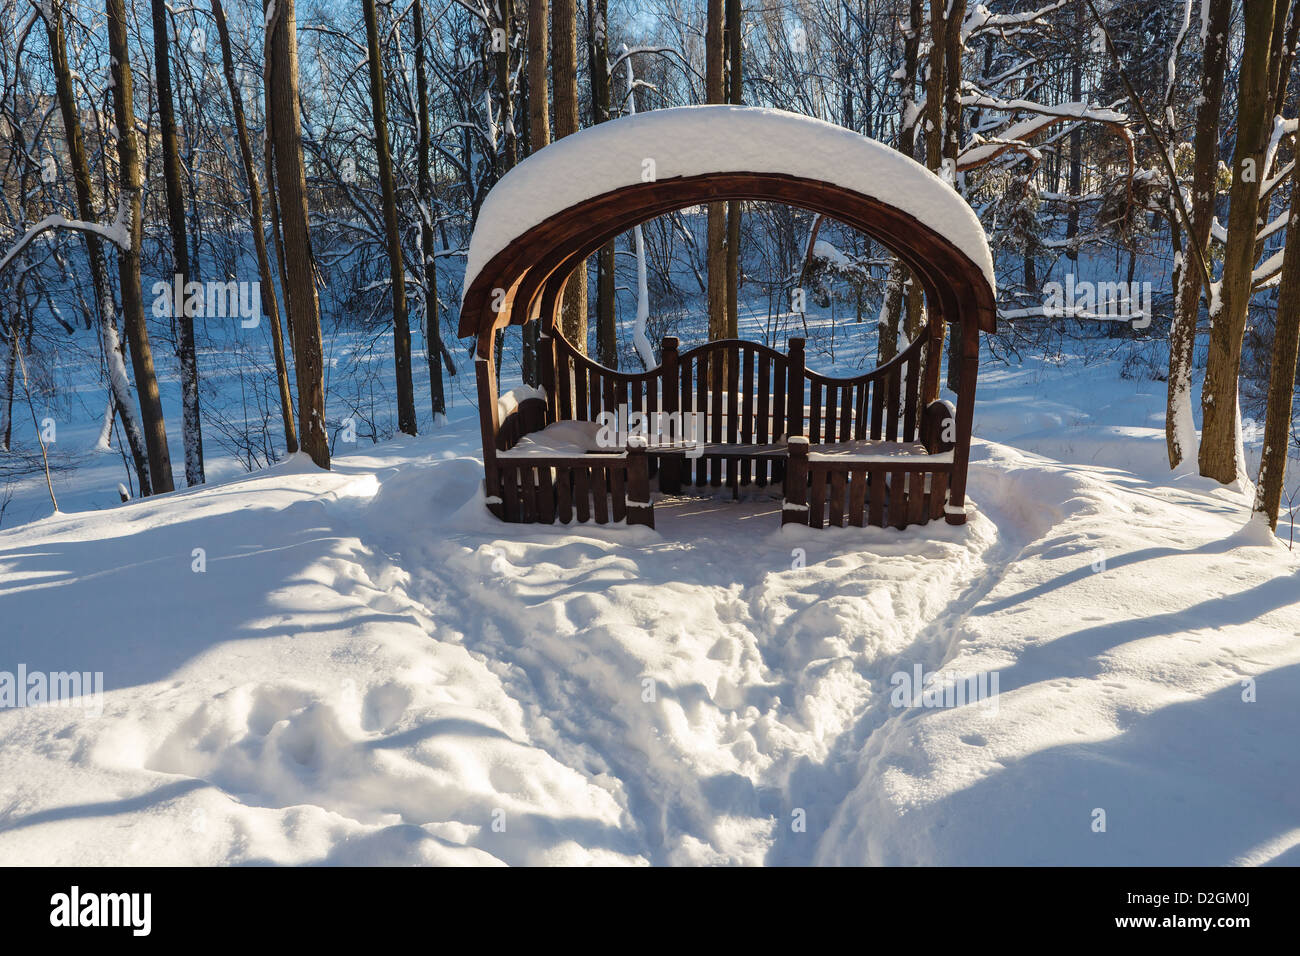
849, 469, 867, 526
461, 164, 995, 533
782, 437, 809, 525
627, 442, 654, 528
829, 470, 846, 526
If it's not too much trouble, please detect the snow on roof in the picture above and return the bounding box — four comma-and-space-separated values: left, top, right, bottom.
461, 105, 995, 308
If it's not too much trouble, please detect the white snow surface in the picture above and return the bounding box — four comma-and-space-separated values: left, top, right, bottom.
461, 106, 996, 305
2, 375, 1298, 864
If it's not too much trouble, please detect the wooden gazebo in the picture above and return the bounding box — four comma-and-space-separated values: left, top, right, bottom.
459, 106, 996, 530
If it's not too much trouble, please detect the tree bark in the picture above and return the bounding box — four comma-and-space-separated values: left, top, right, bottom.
724, 0, 741, 338
414, 0, 450, 412
1166, 0, 1230, 469
1199, 0, 1278, 484
1252, 172, 1300, 529
107, 0, 174, 493
553, 0, 587, 351
363, 0, 417, 435
44, 0, 153, 492
266, 0, 330, 467
706, 0, 727, 343
588, 0, 617, 368
151, 0, 204, 485
212, 0, 297, 454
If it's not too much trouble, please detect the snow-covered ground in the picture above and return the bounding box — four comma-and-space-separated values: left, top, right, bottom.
2, 334, 1297, 864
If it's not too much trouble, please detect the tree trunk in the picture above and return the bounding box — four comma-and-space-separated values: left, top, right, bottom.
44, 0, 152, 492
212, 0, 297, 454
1252, 181, 1300, 529
724, 0, 742, 338
1199, 0, 1278, 484
414, 0, 450, 412
151, 0, 204, 486
107, 0, 174, 493
363, 0, 417, 435
706, 0, 727, 343
588, 0, 617, 368
266, 0, 330, 468
553, 0, 587, 351
1065, 1, 1083, 261
1167, 0, 1230, 469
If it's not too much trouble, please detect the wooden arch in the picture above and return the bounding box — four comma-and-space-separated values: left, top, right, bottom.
459, 172, 996, 357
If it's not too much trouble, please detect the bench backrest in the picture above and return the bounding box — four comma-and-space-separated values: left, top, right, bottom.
532, 327, 930, 450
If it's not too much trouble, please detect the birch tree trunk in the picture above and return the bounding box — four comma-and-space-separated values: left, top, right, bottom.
1166, 0, 1230, 469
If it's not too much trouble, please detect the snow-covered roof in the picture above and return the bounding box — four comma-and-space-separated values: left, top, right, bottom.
461, 105, 996, 308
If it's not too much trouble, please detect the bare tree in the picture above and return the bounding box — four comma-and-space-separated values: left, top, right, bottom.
151, 0, 205, 485
363, 0, 417, 435
107, 0, 174, 492
266, 0, 329, 467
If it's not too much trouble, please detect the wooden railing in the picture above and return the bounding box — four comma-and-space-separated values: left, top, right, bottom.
491, 325, 948, 529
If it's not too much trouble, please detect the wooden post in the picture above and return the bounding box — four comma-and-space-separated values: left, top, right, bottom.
782, 436, 809, 525
944, 323, 980, 525
626, 437, 655, 528
477, 321, 503, 518
660, 337, 681, 493
786, 337, 805, 439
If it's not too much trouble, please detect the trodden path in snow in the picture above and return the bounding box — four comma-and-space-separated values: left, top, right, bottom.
336, 449, 1013, 864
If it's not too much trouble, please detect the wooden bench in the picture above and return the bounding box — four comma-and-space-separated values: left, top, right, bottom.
489, 324, 959, 531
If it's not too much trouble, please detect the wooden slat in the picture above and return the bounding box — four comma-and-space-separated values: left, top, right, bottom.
870, 376, 884, 439
741, 348, 754, 486
573, 359, 588, 421
590, 365, 603, 422
592, 465, 609, 523
824, 381, 837, 443
908, 470, 926, 526
886, 367, 900, 442
501, 466, 520, 522
840, 384, 853, 442
536, 466, 555, 524
868, 471, 885, 527
556, 467, 573, 523
519, 466, 536, 523
929, 470, 948, 521
808, 465, 827, 528
809, 380, 823, 444
695, 354, 708, 486
848, 469, 867, 526
611, 463, 626, 522
574, 466, 591, 522
890, 468, 907, 529
756, 352, 770, 485
829, 469, 846, 527
903, 351, 920, 442
854, 381, 868, 440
